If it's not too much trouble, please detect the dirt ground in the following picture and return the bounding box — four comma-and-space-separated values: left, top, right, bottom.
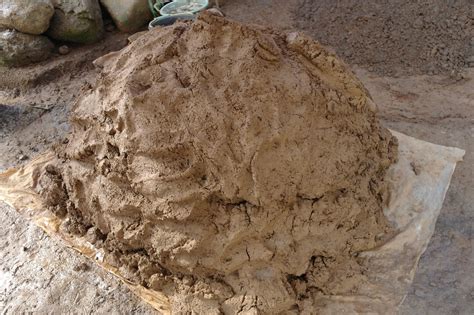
295, 0, 474, 76
1, 0, 473, 314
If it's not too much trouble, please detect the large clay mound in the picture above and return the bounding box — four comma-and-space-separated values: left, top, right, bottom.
38, 13, 398, 313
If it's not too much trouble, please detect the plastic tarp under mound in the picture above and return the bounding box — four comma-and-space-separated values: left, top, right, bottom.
0, 131, 465, 314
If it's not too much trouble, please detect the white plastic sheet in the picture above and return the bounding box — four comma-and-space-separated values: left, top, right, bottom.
0, 131, 465, 314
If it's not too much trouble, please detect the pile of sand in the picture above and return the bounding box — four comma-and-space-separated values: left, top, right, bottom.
37, 13, 398, 313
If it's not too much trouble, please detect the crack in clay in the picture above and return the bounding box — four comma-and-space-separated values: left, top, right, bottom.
36, 13, 398, 314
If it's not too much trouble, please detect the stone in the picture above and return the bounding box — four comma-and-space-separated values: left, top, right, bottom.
47, 0, 104, 44
207, 8, 224, 17
0, 0, 55, 35
0, 29, 54, 67
58, 45, 70, 55
100, 0, 152, 33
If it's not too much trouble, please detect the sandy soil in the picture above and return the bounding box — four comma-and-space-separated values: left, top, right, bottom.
295, 0, 474, 76
1, 1, 473, 314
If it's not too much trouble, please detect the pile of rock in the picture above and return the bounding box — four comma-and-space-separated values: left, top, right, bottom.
0, 0, 152, 67
101, 0, 151, 33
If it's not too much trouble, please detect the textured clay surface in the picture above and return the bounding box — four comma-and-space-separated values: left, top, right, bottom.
37, 13, 398, 314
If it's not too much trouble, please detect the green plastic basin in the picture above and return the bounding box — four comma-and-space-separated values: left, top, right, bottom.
159, 0, 208, 16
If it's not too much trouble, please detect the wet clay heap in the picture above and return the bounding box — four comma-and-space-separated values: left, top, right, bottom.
37, 13, 398, 314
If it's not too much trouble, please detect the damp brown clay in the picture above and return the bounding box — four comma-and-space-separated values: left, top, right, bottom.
36, 13, 398, 314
